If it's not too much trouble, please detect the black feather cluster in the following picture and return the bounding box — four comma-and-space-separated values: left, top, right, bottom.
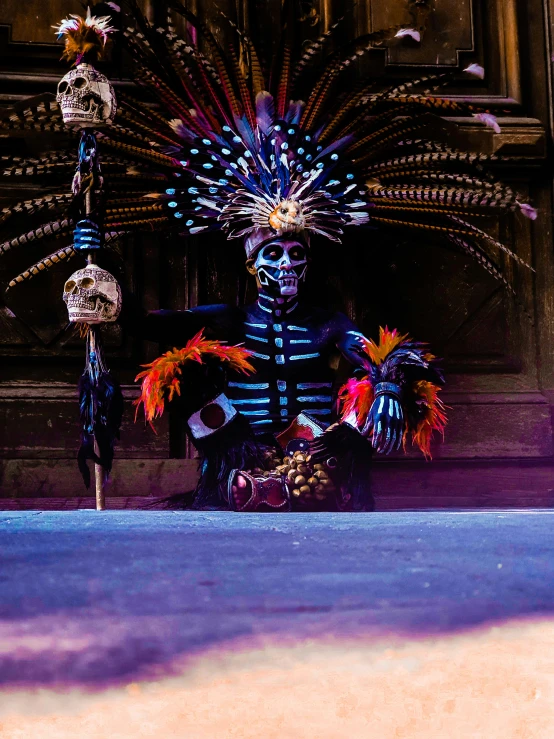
192, 413, 270, 510
310, 422, 374, 511
77, 333, 124, 488
370, 341, 445, 439
370, 342, 444, 389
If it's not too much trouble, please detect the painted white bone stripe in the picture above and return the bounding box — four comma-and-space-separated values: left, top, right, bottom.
288, 325, 308, 332
303, 408, 332, 416
228, 382, 270, 390
244, 323, 267, 329
230, 398, 270, 405
289, 352, 320, 361
290, 339, 311, 344
296, 395, 333, 403
241, 410, 270, 416
297, 382, 332, 389
250, 351, 270, 360
245, 333, 269, 343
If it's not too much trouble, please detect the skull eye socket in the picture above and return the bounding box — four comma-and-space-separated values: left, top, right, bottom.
78, 277, 95, 289
73, 77, 87, 89
58, 81, 69, 95
260, 244, 284, 262
289, 246, 306, 261
64, 280, 76, 293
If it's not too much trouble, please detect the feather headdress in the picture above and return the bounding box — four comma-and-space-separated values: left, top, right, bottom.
0, 1, 537, 294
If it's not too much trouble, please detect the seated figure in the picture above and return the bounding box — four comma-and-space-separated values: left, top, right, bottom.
1, 6, 530, 510
76, 223, 446, 512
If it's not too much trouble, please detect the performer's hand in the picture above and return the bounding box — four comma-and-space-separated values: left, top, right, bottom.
369, 391, 404, 455
74, 218, 103, 250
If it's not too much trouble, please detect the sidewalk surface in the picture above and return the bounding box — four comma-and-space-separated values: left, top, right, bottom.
1, 510, 553, 737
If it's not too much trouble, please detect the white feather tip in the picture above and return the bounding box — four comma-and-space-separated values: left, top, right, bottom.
473, 113, 501, 134
395, 28, 421, 42
464, 64, 485, 79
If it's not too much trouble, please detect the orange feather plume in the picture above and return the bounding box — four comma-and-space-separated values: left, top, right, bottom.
134, 330, 255, 428
358, 326, 410, 365
406, 380, 448, 459
338, 377, 374, 428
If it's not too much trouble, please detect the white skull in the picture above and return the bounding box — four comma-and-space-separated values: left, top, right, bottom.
56, 63, 116, 128
63, 264, 121, 323
253, 240, 308, 297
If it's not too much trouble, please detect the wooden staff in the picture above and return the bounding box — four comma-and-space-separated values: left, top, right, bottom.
88, 326, 105, 510
85, 179, 105, 511
76, 145, 106, 510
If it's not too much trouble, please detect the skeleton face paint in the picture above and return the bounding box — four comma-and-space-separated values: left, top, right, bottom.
63, 264, 121, 323
56, 63, 117, 128
253, 240, 308, 297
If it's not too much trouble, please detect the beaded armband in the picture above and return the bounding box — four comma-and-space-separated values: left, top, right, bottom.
374, 382, 402, 399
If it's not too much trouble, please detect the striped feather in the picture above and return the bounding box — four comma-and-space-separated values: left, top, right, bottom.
7, 246, 76, 288
0, 218, 73, 255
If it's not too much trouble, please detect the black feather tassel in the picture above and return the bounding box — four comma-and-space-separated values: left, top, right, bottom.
77, 329, 124, 488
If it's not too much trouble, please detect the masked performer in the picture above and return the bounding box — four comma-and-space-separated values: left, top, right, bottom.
0, 2, 536, 511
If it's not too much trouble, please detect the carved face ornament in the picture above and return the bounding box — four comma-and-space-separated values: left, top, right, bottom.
268, 199, 305, 233
56, 63, 117, 128
253, 240, 308, 297
63, 264, 121, 323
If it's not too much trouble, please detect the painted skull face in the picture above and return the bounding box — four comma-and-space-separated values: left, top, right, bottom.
56, 63, 117, 128
253, 240, 308, 297
63, 264, 121, 323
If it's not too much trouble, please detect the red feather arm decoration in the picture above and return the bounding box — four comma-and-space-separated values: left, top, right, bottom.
338, 327, 447, 458
134, 329, 255, 428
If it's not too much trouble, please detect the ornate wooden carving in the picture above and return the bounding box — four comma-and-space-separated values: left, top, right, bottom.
367, 0, 475, 67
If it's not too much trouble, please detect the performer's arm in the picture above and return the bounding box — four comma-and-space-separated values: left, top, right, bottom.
118, 295, 234, 345
333, 313, 404, 455
330, 313, 445, 458
73, 218, 235, 343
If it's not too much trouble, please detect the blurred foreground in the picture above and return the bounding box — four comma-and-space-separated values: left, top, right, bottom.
0, 510, 553, 736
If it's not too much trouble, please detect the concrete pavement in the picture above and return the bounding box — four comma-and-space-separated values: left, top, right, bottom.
1, 510, 553, 688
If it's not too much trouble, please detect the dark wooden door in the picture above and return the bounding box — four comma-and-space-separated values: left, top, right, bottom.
1, 0, 554, 508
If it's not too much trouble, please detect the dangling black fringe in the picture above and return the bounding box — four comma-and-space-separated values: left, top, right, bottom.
77, 328, 124, 487
192, 413, 270, 510
310, 423, 375, 511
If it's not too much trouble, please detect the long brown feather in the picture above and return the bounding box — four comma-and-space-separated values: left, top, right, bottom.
0, 218, 73, 255
7, 246, 76, 288
0, 194, 73, 226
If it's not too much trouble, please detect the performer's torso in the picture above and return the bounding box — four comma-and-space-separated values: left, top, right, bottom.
143, 294, 360, 436
192, 295, 348, 435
